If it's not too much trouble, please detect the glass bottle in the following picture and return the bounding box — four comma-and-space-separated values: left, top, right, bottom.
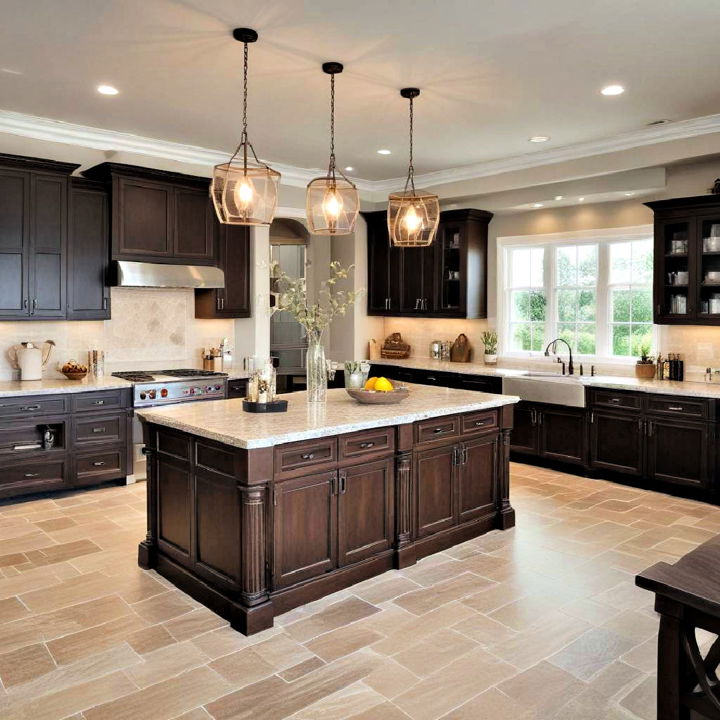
306, 329, 327, 404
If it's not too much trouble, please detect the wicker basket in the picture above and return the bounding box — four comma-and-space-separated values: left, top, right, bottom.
62, 370, 88, 381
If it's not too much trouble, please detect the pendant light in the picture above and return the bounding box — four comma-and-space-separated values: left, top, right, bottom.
387, 88, 439, 247
211, 28, 280, 226
306, 62, 359, 235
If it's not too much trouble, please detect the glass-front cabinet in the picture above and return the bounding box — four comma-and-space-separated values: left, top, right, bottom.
647, 196, 720, 326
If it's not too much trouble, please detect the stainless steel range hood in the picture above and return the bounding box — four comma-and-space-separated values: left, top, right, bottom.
113, 261, 225, 289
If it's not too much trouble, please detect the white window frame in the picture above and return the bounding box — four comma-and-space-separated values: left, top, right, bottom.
497, 225, 654, 362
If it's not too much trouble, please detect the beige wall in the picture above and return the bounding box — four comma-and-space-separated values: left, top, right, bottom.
385, 156, 720, 376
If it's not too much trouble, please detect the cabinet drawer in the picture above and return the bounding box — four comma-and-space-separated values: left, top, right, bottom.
0, 418, 66, 455
73, 390, 129, 412
275, 438, 337, 479
590, 389, 642, 412
0, 395, 68, 418
1, 459, 66, 493
462, 410, 498, 435
74, 413, 125, 445
646, 396, 710, 420
339, 427, 395, 462
75, 448, 126, 482
415, 415, 460, 445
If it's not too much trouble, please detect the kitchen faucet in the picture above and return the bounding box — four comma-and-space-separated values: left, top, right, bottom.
544, 338, 574, 375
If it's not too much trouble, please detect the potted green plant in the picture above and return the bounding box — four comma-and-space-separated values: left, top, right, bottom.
481, 330, 498, 365
635, 344, 656, 379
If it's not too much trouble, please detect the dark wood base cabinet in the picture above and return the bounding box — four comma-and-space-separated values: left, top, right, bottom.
0, 389, 132, 500
139, 406, 515, 635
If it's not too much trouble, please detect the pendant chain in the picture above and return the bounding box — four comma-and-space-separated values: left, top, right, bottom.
328, 72, 336, 177
241, 41, 249, 142
406, 96, 416, 193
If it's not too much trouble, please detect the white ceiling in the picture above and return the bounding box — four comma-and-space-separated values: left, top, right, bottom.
1, 0, 720, 182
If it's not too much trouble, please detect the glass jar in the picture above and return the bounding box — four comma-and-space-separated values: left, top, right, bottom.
306, 330, 327, 404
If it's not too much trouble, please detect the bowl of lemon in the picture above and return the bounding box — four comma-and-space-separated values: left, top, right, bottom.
345, 376, 409, 404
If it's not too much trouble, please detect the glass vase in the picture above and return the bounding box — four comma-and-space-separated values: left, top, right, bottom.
306, 331, 327, 404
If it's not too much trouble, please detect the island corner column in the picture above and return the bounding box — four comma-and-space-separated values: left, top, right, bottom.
394, 422, 416, 569
497, 404, 516, 530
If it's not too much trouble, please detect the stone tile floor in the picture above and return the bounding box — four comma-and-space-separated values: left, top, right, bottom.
0, 462, 718, 719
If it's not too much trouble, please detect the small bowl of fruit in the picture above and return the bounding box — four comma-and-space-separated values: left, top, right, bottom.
61, 360, 89, 381
345, 376, 409, 404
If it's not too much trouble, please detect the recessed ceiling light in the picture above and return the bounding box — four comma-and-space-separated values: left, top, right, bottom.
624, 192, 635, 197
344, 166, 354, 172
529, 136, 550, 143
377, 149, 391, 155
532, 203, 544, 208
554, 195, 564, 201
97, 84, 119, 96
578, 197, 585, 202
601, 84, 624, 96
1, 68, 22, 75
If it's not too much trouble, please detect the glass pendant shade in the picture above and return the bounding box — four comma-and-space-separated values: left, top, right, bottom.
212, 158, 280, 226
388, 87, 439, 247
211, 28, 280, 226
306, 62, 359, 236
306, 176, 359, 235
387, 189, 440, 247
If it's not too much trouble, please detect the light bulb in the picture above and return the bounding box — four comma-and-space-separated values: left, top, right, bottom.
234, 176, 256, 214
403, 205, 422, 233
322, 186, 343, 226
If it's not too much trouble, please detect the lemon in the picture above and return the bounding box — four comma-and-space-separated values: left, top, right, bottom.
374, 377, 394, 392
364, 376, 378, 390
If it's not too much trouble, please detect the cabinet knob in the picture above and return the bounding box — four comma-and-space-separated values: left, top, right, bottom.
301, 452, 315, 460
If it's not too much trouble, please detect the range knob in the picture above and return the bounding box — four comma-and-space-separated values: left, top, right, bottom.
148, 389, 157, 400
160, 388, 168, 398
139, 392, 146, 400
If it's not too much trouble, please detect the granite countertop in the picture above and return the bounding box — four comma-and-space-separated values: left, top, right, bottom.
373, 358, 720, 399
0, 375, 133, 398
137, 384, 520, 450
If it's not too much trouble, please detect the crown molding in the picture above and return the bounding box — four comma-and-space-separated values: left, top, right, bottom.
369, 113, 720, 193
0, 108, 719, 194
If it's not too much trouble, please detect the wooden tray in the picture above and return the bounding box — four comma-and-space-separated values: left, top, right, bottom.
346, 388, 409, 404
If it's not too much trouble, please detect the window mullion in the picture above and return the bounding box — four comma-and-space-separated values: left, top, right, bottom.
546, 246, 555, 346
597, 242, 610, 357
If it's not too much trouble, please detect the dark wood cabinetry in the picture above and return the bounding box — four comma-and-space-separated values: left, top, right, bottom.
510, 401, 586, 466
141, 404, 514, 635
588, 388, 715, 489
646, 194, 720, 325
82, 163, 216, 265
0, 155, 78, 320
364, 208, 492, 319
195, 225, 251, 318
0, 388, 131, 499
67, 178, 110, 320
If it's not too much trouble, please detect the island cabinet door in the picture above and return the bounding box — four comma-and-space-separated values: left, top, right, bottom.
457, 435, 497, 524
415, 444, 457, 538
337, 457, 394, 567
272, 471, 337, 590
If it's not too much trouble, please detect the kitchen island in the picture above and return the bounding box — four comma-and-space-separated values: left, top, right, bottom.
137, 385, 519, 635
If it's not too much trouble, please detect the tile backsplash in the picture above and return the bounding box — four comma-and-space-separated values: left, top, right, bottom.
0, 287, 236, 381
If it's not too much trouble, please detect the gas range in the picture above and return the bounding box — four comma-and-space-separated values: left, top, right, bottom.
112, 369, 228, 408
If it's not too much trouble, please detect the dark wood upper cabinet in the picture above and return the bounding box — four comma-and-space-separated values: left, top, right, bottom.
194, 224, 251, 318
0, 154, 78, 321
646, 194, 720, 326
364, 207, 492, 318
67, 178, 110, 320
82, 163, 216, 265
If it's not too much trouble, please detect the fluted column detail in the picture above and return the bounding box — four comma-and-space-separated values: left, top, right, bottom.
395, 450, 413, 546
240, 485, 268, 605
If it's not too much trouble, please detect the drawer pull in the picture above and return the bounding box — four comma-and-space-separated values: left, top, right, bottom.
359, 441, 375, 449
93, 400, 105, 406
475, 420, 487, 426
24, 472, 40, 478
22, 405, 41, 411
609, 398, 621, 404
13, 443, 42, 451
667, 406, 683, 411
92, 427, 106, 434
92, 461, 106, 467
433, 427, 449, 434
301, 452, 315, 460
